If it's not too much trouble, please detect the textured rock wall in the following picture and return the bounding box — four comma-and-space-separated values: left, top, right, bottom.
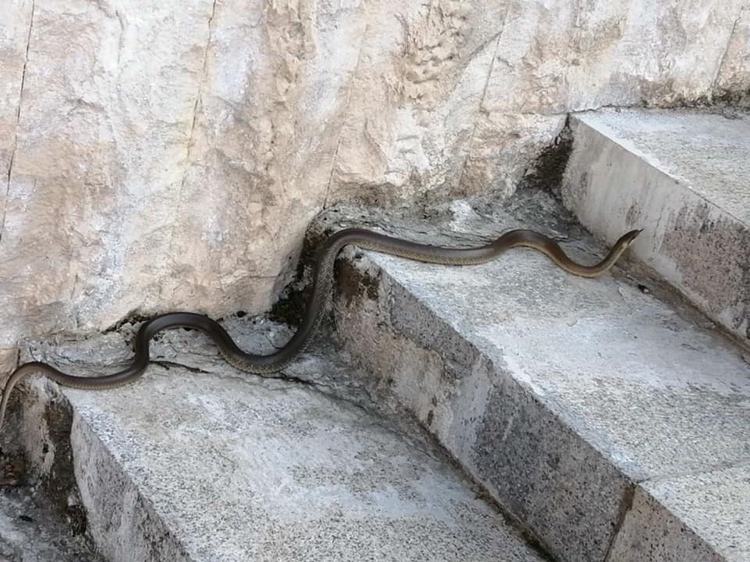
0, 0, 748, 346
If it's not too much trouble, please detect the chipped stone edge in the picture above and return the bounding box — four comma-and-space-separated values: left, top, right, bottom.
71, 408, 192, 562
605, 481, 725, 562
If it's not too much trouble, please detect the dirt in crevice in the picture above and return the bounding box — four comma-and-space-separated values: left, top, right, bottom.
0, 387, 100, 560
521, 118, 574, 198
0, 447, 25, 489
335, 257, 380, 306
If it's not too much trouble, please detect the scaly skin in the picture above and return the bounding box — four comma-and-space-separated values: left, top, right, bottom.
0, 227, 641, 431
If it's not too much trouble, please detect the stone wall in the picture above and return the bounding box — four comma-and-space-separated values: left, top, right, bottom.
0, 0, 748, 346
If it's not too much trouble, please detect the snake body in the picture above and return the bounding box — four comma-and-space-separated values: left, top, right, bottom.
0, 227, 641, 430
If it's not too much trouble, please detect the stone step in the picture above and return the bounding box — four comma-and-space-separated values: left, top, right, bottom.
561, 108, 750, 343
326, 192, 750, 562
11, 318, 547, 562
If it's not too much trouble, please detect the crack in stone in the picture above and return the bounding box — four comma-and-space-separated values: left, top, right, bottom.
1, 0, 35, 244
150, 360, 213, 375
603, 482, 636, 562
710, 6, 746, 95
151, 356, 321, 392
322, 19, 369, 210
149, 351, 443, 463
114, 9, 126, 70
456, 7, 508, 192
163, 0, 219, 301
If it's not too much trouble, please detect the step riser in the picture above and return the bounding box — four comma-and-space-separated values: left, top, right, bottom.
562, 114, 749, 343
607, 485, 729, 562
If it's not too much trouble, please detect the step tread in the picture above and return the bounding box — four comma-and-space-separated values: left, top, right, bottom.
361, 233, 750, 472
563, 108, 750, 342
574, 109, 750, 223
22, 321, 545, 562
358, 212, 750, 480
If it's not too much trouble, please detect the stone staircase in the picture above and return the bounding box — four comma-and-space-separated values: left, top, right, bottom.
5, 320, 547, 561
562, 109, 749, 343
329, 108, 750, 562
2, 108, 749, 562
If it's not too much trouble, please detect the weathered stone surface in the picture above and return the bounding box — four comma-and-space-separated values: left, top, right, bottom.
0, 0, 215, 345
0, 0, 748, 350
0, 349, 17, 377
0, 487, 102, 562
164, 0, 368, 315
459, 113, 566, 198
13, 320, 546, 562
608, 465, 750, 562
459, 0, 749, 193
326, 1, 506, 204
562, 109, 750, 342
487, 1, 744, 115
328, 191, 750, 562
716, 6, 750, 104
0, 0, 32, 194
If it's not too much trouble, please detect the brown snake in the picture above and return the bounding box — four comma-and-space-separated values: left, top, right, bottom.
0, 227, 641, 430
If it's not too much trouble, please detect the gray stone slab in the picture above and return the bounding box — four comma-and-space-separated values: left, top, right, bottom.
608, 464, 750, 562
562, 108, 750, 342
329, 193, 750, 562
0, 486, 101, 562
14, 321, 545, 562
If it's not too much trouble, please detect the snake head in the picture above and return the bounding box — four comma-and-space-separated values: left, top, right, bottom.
620, 229, 643, 247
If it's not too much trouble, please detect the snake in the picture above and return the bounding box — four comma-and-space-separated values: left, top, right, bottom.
0, 227, 641, 430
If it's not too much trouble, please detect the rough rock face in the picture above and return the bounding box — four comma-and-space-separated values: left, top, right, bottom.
0, 0, 748, 346
716, 6, 750, 103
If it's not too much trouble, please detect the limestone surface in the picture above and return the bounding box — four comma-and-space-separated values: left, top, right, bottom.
0, 0, 747, 348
